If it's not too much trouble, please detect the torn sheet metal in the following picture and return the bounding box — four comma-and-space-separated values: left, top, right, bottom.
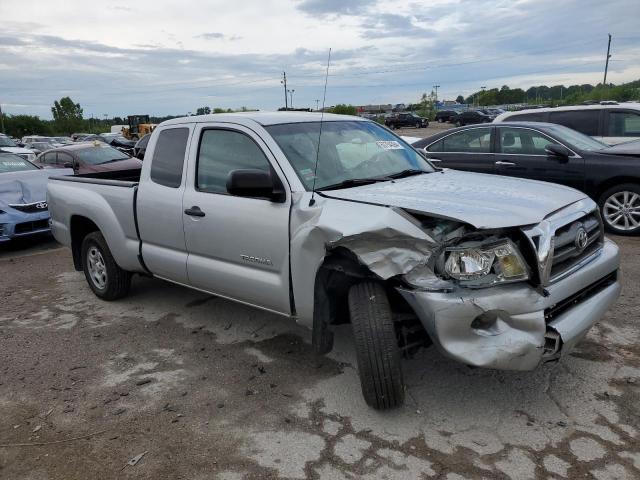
290, 192, 441, 328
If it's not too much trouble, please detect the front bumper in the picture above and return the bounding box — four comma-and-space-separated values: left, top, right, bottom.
398, 239, 620, 370
0, 211, 51, 242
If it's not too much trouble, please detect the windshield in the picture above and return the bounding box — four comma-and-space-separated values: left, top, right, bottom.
77, 145, 130, 165
0, 136, 17, 147
266, 120, 434, 190
0, 154, 39, 173
546, 124, 609, 151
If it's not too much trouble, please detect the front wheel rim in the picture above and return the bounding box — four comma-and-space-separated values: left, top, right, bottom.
87, 246, 108, 289
603, 191, 640, 231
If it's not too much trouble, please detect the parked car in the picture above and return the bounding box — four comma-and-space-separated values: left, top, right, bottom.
0, 135, 37, 162
71, 133, 91, 141
0, 153, 72, 242
103, 135, 136, 155
133, 133, 151, 160
413, 122, 640, 234
453, 109, 495, 126
385, 112, 428, 129
434, 110, 459, 123
33, 142, 142, 175
494, 103, 640, 145
24, 141, 57, 155
48, 112, 620, 409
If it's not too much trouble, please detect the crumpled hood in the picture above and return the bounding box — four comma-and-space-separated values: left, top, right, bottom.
321, 169, 588, 229
0, 169, 71, 206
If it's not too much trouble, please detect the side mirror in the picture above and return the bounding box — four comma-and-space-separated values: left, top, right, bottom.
226, 169, 285, 202
63, 162, 74, 169
545, 144, 571, 161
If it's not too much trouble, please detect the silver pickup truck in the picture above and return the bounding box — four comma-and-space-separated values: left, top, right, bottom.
48, 112, 621, 409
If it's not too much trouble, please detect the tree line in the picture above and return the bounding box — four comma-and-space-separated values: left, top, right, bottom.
460, 78, 640, 106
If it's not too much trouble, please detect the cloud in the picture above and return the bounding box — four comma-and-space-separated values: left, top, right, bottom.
197, 32, 225, 40
296, 0, 376, 16
360, 14, 434, 39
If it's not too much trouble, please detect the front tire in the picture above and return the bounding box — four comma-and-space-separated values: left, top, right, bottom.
348, 282, 404, 409
599, 184, 640, 235
415, 122, 421, 129
81, 231, 131, 300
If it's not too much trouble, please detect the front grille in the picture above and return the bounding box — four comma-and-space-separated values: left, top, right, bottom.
545, 271, 617, 323
9, 202, 48, 213
549, 212, 603, 281
14, 219, 50, 234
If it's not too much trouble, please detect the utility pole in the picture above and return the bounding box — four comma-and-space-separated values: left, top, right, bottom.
315, 99, 320, 111
603, 33, 612, 86
281, 72, 288, 110
480, 86, 486, 106
0, 103, 4, 134
433, 85, 440, 104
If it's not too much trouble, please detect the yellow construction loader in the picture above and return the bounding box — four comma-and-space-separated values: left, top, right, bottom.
121, 115, 156, 140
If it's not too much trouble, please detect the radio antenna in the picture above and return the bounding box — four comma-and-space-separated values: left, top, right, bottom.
309, 47, 331, 206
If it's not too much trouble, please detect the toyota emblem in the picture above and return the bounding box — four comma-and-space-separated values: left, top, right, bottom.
575, 226, 588, 251
35, 202, 47, 209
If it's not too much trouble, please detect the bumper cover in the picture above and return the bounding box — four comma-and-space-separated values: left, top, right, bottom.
399, 239, 620, 370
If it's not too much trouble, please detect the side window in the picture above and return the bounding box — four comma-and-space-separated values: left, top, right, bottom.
426, 139, 443, 152
508, 112, 548, 122
42, 152, 56, 165
150, 127, 189, 188
499, 128, 558, 155
57, 152, 74, 166
549, 110, 599, 136
608, 111, 640, 137
442, 128, 492, 153
197, 129, 271, 195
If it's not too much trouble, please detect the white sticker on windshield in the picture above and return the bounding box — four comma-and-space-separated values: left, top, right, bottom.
376, 141, 404, 150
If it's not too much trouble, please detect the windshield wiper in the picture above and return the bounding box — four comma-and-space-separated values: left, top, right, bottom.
386, 169, 427, 179
317, 177, 389, 191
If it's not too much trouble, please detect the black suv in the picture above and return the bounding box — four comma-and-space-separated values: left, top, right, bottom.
434, 110, 459, 123
385, 112, 428, 129
454, 109, 495, 126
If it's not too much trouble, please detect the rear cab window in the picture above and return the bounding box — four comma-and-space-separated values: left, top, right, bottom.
508, 112, 548, 122
150, 128, 190, 188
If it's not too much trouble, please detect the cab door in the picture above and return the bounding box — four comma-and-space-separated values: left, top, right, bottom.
137, 126, 193, 284
182, 124, 292, 315
494, 126, 584, 191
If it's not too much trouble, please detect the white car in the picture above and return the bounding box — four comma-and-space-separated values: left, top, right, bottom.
0, 135, 37, 162
494, 103, 640, 145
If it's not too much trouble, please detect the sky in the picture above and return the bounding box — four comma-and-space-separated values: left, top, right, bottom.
1, 0, 639, 118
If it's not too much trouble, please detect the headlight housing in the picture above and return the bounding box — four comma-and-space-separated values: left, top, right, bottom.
444, 239, 529, 287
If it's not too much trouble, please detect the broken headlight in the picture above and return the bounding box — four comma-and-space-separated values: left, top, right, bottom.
444, 240, 529, 286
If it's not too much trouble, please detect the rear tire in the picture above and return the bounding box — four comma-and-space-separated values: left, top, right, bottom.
81, 231, 131, 300
598, 183, 640, 235
348, 282, 405, 409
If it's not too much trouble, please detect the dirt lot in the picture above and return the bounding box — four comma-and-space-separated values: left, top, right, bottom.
1, 232, 639, 480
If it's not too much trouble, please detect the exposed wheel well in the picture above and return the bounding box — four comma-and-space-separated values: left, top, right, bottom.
312, 247, 429, 355
70, 216, 100, 271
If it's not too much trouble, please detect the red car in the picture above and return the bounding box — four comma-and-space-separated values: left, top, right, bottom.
32, 142, 142, 174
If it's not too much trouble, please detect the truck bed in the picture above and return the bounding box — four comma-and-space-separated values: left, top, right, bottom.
47, 168, 145, 273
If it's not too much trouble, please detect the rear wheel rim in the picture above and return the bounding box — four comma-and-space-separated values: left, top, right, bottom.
87, 246, 107, 289
603, 191, 640, 231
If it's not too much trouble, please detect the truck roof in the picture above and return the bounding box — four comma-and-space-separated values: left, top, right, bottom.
160, 111, 367, 127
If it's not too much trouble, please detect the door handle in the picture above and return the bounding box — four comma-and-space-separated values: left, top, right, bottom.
184, 206, 206, 217
427, 158, 442, 162
495, 161, 516, 166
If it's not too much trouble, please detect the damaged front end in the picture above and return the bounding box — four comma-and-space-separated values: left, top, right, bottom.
292, 194, 620, 371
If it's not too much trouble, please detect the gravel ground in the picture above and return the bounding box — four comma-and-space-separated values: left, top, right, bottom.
1, 232, 639, 480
